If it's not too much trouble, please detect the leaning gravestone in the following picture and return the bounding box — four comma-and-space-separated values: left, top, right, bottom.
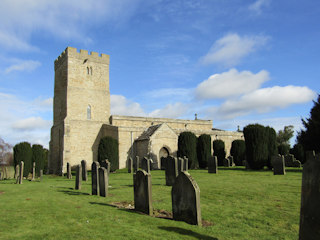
165, 156, 178, 186
223, 158, 230, 167
75, 164, 82, 190
208, 156, 218, 174
32, 162, 36, 181
141, 157, 150, 173
272, 155, 286, 175
183, 156, 188, 172
299, 151, 320, 240
134, 170, 152, 215
128, 157, 133, 173
67, 162, 72, 179
172, 171, 202, 226
101, 159, 111, 174
99, 167, 108, 197
92, 161, 100, 195
18, 161, 24, 184
81, 160, 87, 181
177, 157, 184, 173
134, 156, 140, 173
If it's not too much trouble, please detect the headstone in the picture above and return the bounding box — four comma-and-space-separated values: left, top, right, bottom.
134, 156, 140, 173
99, 167, 108, 197
18, 161, 24, 184
272, 155, 286, 175
165, 156, 178, 186
40, 170, 43, 181
92, 161, 100, 195
14, 164, 19, 179
208, 156, 218, 174
75, 164, 82, 190
32, 162, 36, 181
67, 162, 72, 179
284, 154, 295, 167
223, 158, 230, 167
101, 159, 111, 174
299, 151, 320, 240
183, 156, 188, 172
81, 160, 87, 181
141, 157, 150, 173
134, 170, 152, 215
293, 160, 302, 168
128, 157, 133, 173
228, 156, 235, 166
172, 171, 202, 226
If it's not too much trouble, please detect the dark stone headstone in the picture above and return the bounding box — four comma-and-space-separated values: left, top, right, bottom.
128, 157, 133, 173
18, 161, 24, 184
183, 156, 188, 172
92, 161, 100, 195
75, 164, 82, 190
293, 160, 302, 168
165, 156, 178, 186
208, 156, 218, 174
172, 171, 202, 226
133, 156, 140, 173
178, 157, 184, 173
81, 160, 87, 181
67, 162, 72, 179
141, 157, 150, 173
161, 157, 166, 170
299, 152, 320, 240
272, 155, 286, 175
134, 170, 152, 215
100, 159, 111, 175
223, 158, 230, 167
99, 167, 108, 197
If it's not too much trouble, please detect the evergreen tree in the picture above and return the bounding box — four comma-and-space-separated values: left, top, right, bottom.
230, 140, 246, 166
178, 132, 198, 169
32, 144, 45, 177
43, 148, 49, 174
266, 126, 278, 169
197, 134, 211, 169
98, 136, 119, 172
290, 143, 305, 163
13, 142, 32, 177
212, 140, 226, 166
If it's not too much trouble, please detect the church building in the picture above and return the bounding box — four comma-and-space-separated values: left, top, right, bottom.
48, 47, 243, 174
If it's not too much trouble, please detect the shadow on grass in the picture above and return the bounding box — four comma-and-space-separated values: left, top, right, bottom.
58, 190, 90, 196
158, 226, 218, 240
285, 168, 303, 173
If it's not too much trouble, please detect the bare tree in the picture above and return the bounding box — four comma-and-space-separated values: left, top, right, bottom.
0, 137, 13, 166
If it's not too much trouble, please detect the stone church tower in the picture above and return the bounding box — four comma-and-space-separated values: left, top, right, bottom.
49, 47, 110, 174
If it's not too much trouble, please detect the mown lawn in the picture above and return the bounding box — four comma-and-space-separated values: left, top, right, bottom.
0, 167, 302, 240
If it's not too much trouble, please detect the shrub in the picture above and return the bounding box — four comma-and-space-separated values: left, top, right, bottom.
213, 139, 226, 166
13, 142, 32, 177
278, 143, 290, 156
178, 132, 198, 169
266, 126, 278, 169
290, 143, 305, 164
98, 136, 119, 172
243, 124, 268, 170
197, 134, 211, 168
32, 144, 45, 177
230, 140, 246, 166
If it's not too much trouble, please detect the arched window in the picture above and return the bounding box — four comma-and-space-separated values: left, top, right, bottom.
87, 67, 90, 75
87, 105, 91, 120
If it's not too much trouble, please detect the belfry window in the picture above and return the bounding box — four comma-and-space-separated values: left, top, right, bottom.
87, 105, 91, 120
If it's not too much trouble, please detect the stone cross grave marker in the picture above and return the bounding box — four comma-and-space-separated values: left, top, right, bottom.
272, 154, 286, 175
172, 171, 202, 226
18, 161, 24, 184
208, 156, 218, 174
128, 157, 133, 173
75, 164, 82, 190
165, 156, 178, 186
81, 160, 87, 181
299, 151, 320, 240
99, 167, 108, 197
92, 161, 100, 195
141, 157, 150, 173
134, 170, 152, 216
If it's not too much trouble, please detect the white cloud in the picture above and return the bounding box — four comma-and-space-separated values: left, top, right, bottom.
195, 68, 269, 99
145, 88, 191, 99
149, 103, 189, 119
249, 0, 271, 14
212, 85, 316, 119
5, 60, 41, 73
200, 33, 269, 67
110, 94, 145, 116
12, 117, 52, 131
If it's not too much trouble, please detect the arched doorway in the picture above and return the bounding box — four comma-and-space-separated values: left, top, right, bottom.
159, 147, 170, 170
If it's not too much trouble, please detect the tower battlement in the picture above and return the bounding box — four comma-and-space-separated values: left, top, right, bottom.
54, 47, 110, 70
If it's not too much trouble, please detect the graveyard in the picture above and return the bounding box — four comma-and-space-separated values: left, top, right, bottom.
0, 166, 302, 240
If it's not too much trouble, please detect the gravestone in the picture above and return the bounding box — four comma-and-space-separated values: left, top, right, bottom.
165, 156, 178, 186
183, 156, 188, 172
92, 161, 100, 195
134, 170, 152, 215
134, 156, 140, 173
81, 160, 87, 181
141, 157, 150, 173
178, 157, 184, 173
40, 170, 43, 181
223, 158, 230, 167
18, 161, 24, 184
299, 151, 320, 240
99, 167, 108, 197
101, 159, 111, 174
293, 160, 302, 168
128, 157, 133, 173
172, 171, 202, 226
32, 162, 36, 181
161, 157, 166, 170
272, 155, 286, 175
208, 156, 218, 174
284, 154, 295, 167
14, 164, 19, 179
75, 164, 82, 190
67, 162, 72, 179
228, 156, 235, 166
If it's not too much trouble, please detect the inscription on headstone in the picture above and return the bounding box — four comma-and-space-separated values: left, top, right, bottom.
134, 170, 152, 215
165, 156, 178, 186
92, 161, 100, 195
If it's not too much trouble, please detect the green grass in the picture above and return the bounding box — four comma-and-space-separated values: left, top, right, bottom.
0, 167, 302, 240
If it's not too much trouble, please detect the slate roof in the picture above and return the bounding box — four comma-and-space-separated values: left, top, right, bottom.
136, 124, 162, 141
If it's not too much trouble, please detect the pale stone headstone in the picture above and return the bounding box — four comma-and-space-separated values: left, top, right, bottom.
272, 155, 286, 175
92, 161, 100, 195
177, 157, 184, 173
81, 160, 87, 181
40, 170, 43, 181
32, 162, 36, 181
99, 167, 108, 197
134, 170, 152, 215
141, 157, 150, 173
228, 156, 235, 166
172, 171, 202, 226
165, 156, 178, 186
223, 158, 230, 167
75, 164, 82, 190
299, 151, 320, 240
128, 157, 133, 173
18, 161, 24, 184
67, 162, 72, 179
134, 156, 140, 173
14, 164, 19, 179
101, 159, 111, 174
208, 156, 218, 174
183, 156, 188, 172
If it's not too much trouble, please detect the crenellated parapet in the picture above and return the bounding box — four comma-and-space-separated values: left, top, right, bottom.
54, 47, 110, 70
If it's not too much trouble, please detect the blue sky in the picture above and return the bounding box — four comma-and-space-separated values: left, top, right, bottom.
0, 0, 319, 148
